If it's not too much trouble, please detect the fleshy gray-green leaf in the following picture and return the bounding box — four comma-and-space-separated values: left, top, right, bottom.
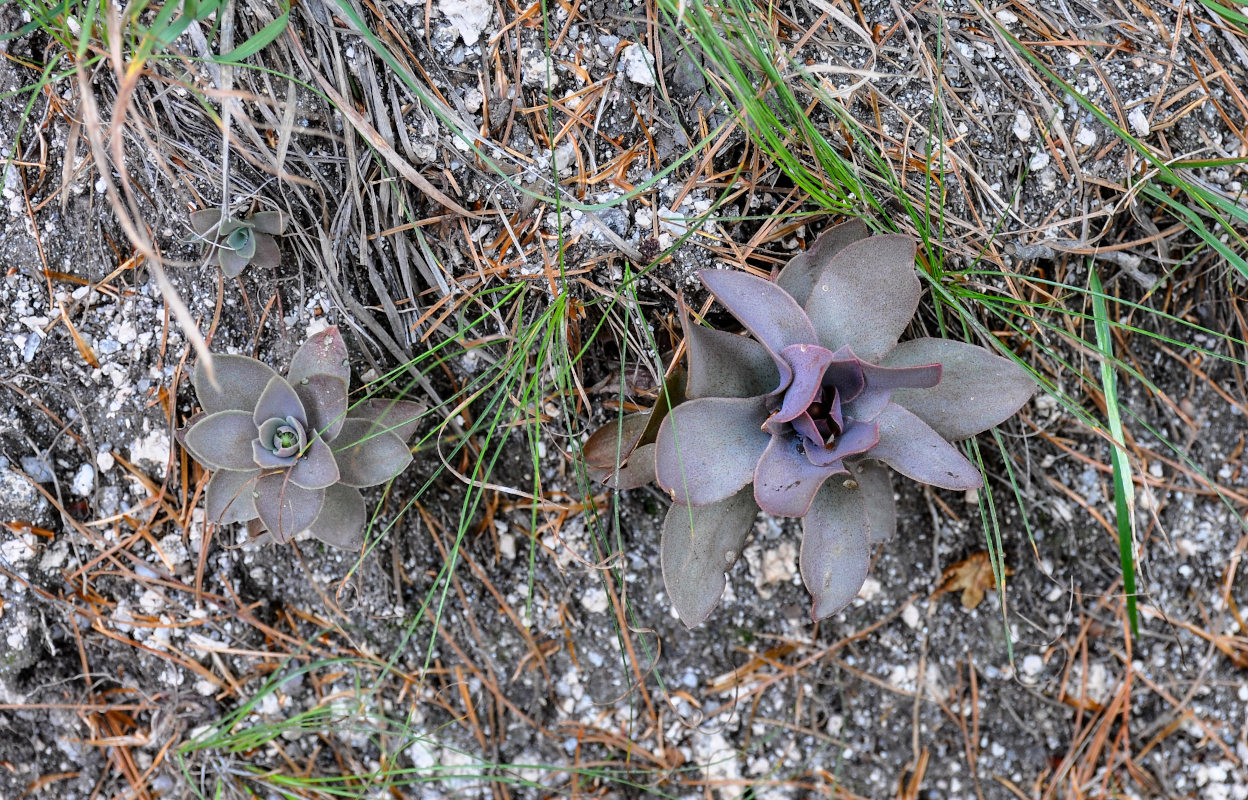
801, 481, 871, 620
253, 473, 324, 543
205, 468, 261, 525
250, 233, 281, 268
194, 354, 276, 415
287, 326, 350, 386
868, 403, 983, 490
189, 208, 223, 237
306, 483, 367, 550
218, 246, 250, 277
804, 235, 920, 362
184, 410, 259, 471
883, 338, 1035, 441
654, 396, 770, 507
661, 485, 759, 627
684, 319, 782, 400
333, 418, 413, 487
775, 219, 870, 306
252, 375, 306, 429
249, 210, 285, 235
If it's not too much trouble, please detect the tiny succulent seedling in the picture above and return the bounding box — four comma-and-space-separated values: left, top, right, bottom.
190, 208, 284, 277
590, 221, 1035, 626
180, 327, 425, 549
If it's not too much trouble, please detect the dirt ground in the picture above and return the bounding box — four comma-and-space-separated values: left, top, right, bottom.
1, 0, 1247, 798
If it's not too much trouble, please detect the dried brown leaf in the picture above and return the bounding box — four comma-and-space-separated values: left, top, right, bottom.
934, 551, 1011, 610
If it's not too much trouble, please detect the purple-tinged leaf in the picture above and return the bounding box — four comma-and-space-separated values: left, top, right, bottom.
804, 235, 920, 361
608, 442, 657, 490
807, 418, 879, 466
584, 412, 648, 476
287, 326, 351, 386
189, 209, 223, 237
253, 375, 306, 429
699, 269, 818, 361
295, 375, 348, 442
819, 348, 865, 403
250, 210, 285, 235
194, 354, 276, 415
205, 468, 261, 525
306, 484, 367, 550
846, 460, 897, 544
184, 410, 260, 470
869, 403, 983, 490
753, 434, 847, 517
348, 398, 427, 443
685, 321, 784, 399
252, 439, 297, 469
218, 246, 250, 277
254, 474, 324, 544
773, 343, 835, 424
288, 436, 340, 490
859, 361, 941, 390
333, 419, 412, 487
883, 338, 1035, 441
250, 233, 281, 268
801, 480, 871, 620
775, 219, 871, 306
661, 486, 759, 627
654, 396, 770, 507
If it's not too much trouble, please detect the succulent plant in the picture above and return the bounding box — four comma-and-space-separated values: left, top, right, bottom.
179, 327, 425, 550
590, 221, 1035, 626
190, 208, 284, 277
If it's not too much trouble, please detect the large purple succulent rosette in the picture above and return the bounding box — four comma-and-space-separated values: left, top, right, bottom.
180, 327, 424, 550
653, 221, 1035, 626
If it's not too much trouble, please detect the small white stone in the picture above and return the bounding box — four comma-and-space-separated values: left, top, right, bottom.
995, 9, 1019, 24
96, 451, 115, 471
621, 43, 656, 86
1075, 127, 1097, 147
857, 576, 882, 601
901, 603, 921, 629
1020, 654, 1044, 683
1128, 107, 1150, 136
1028, 151, 1050, 171
438, 0, 491, 45
70, 464, 94, 496
581, 586, 609, 614
1012, 110, 1033, 142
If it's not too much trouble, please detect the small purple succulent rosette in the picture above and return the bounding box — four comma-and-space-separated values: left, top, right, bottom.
190, 209, 284, 277
650, 221, 1036, 625
180, 327, 425, 550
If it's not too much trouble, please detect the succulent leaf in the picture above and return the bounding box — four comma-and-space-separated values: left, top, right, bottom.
654, 396, 770, 507
684, 316, 783, 400
253, 375, 306, 429
253, 473, 324, 544
218, 246, 250, 278
801, 480, 871, 620
868, 403, 983, 490
333, 419, 413, 487
347, 398, 427, 443
661, 485, 759, 627
287, 326, 351, 387
294, 375, 349, 442
306, 483, 367, 550
205, 468, 261, 525
249, 210, 285, 235
583, 412, 651, 488
251, 231, 282, 268
287, 435, 341, 490
185, 410, 262, 471
189, 209, 223, 237
775, 219, 870, 305
849, 460, 897, 545
194, 354, 277, 415
773, 343, 836, 424
752, 433, 848, 517
883, 338, 1035, 441
803, 234, 920, 362
699, 269, 818, 362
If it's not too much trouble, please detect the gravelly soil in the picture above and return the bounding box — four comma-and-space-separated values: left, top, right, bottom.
2, 1, 1247, 798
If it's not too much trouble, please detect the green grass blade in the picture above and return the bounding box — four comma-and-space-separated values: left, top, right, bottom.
216, 3, 289, 63
1089, 268, 1139, 636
